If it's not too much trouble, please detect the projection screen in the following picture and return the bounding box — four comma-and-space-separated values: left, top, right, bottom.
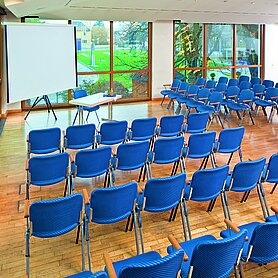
5, 23, 77, 103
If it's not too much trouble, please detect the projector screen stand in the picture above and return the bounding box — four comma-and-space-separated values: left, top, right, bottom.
24, 95, 57, 121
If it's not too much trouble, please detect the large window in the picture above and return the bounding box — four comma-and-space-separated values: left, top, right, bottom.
174, 22, 263, 82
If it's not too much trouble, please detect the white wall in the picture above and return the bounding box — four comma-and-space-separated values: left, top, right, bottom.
152, 20, 173, 99
265, 24, 278, 83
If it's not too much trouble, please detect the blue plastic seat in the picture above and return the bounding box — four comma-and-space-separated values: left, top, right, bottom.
183, 112, 210, 134
239, 75, 250, 84
262, 79, 274, 89
167, 81, 189, 109
213, 127, 245, 165
252, 84, 265, 98
227, 78, 239, 87
66, 271, 107, 278
183, 131, 216, 170
221, 86, 240, 115
185, 88, 210, 114
195, 77, 206, 88
250, 77, 261, 87
27, 127, 62, 158
205, 80, 216, 90
147, 136, 185, 178
26, 152, 70, 199
25, 194, 85, 277
156, 114, 185, 137
160, 79, 181, 105
239, 81, 252, 91
183, 165, 229, 238
72, 146, 112, 189
221, 221, 278, 265
261, 153, 278, 194
213, 82, 227, 94
176, 84, 199, 107
111, 141, 150, 184
73, 90, 100, 125
168, 228, 247, 278
222, 157, 268, 221
84, 181, 143, 255
96, 121, 128, 145
218, 76, 228, 84
64, 124, 96, 150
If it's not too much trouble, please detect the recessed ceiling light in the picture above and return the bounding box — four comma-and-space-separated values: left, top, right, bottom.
224, 0, 228, 2
251, 1, 255, 4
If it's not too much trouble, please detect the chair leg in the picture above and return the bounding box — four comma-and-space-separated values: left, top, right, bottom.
168, 207, 175, 222
104, 171, 108, 188
95, 111, 100, 124
270, 183, 277, 194
257, 183, 270, 220
207, 197, 217, 212
183, 200, 192, 240
248, 110, 255, 125
167, 99, 173, 109
179, 202, 188, 241
63, 179, 68, 197
75, 223, 81, 244
240, 191, 250, 203
81, 220, 85, 271
171, 160, 178, 176
203, 156, 209, 169
172, 204, 179, 221
262, 106, 267, 117
267, 107, 274, 123
132, 210, 140, 255
217, 114, 224, 129
137, 209, 144, 254
210, 153, 215, 168
138, 166, 144, 182
221, 191, 232, 221
161, 95, 166, 105
199, 157, 206, 170
84, 215, 92, 271
125, 214, 131, 232
227, 152, 234, 165
86, 111, 90, 122
238, 149, 243, 162
25, 222, 30, 278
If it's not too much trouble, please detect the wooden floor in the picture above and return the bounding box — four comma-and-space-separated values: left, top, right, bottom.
0, 100, 277, 277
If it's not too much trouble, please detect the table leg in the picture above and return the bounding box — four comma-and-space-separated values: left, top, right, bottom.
102, 101, 116, 121
78, 106, 84, 125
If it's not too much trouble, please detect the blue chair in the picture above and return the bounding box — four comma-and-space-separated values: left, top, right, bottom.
239, 81, 252, 91
239, 75, 250, 84
156, 114, 185, 137
197, 92, 224, 129
213, 127, 245, 165
183, 131, 216, 170
25, 194, 85, 277
195, 77, 206, 88
137, 173, 188, 241
221, 219, 278, 267
64, 124, 96, 150
227, 89, 255, 125
266, 206, 278, 222
252, 84, 265, 98
73, 90, 100, 125
111, 141, 150, 184
221, 86, 240, 115
66, 271, 107, 278
96, 121, 128, 145
27, 127, 62, 158
250, 77, 261, 87
227, 78, 239, 88
183, 112, 210, 134
182, 165, 229, 238
26, 152, 70, 199
262, 79, 274, 89
83, 181, 143, 255
261, 154, 278, 194
103, 248, 184, 278
222, 158, 267, 221
71, 146, 112, 189
167, 81, 189, 109
167, 228, 247, 278
147, 136, 185, 178
160, 79, 181, 105
185, 88, 210, 114
276, 82, 278, 88
254, 87, 278, 122
218, 76, 228, 84
176, 84, 199, 114
213, 82, 227, 94
205, 80, 216, 90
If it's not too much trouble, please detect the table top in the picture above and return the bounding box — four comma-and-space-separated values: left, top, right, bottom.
69, 93, 122, 107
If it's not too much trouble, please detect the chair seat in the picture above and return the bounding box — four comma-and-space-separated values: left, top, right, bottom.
197, 105, 215, 113
254, 99, 275, 107
186, 99, 199, 108
227, 102, 249, 111
266, 215, 278, 222
167, 235, 216, 277
168, 92, 179, 99
106, 251, 161, 276
82, 105, 100, 112
32, 223, 78, 238
66, 271, 107, 278
160, 90, 172, 96
213, 141, 239, 153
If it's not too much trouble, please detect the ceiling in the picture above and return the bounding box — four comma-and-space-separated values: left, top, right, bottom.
3, 0, 278, 24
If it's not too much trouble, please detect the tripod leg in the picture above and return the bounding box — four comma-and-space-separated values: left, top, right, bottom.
44, 95, 57, 120
24, 97, 41, 120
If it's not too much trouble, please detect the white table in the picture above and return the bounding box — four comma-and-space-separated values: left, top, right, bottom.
69, 93, 122, 124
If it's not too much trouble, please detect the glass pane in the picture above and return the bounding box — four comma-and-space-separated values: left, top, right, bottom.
76, 74, 110, 95
113, 72, 149, 99
113, 22, 149, 71
236, 24, 260, 72
174, 22, 203, 68
174, 69, 202, 83
207, 24, 233, 67
206, 68, 232, 81
235, 67, 260, 79
73, 20, 110, 72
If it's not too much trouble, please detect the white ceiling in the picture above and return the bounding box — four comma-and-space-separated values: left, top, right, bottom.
3, 0, 278, 24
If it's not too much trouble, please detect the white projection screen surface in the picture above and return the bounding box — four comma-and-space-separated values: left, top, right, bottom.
5, 23, 77, 103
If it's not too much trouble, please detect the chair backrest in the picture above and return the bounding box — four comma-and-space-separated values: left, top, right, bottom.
74, 89, 88, 99
65, 124, 96, 150
265, 154, 278, 182
187, 84, 199, 96
28, 127, 61, 155
208, 92, 223, 108
90, 181, 137, 224
186, 112, 210, 134
197, 88, 210, 101
75, 146, 111, 178
227, 78, 239, 87
188, 229, 247, 278
188, 165, 229, 201
186, 131, 216, 159
171, 79, 181, 91
264, 87, 278, 101
225, 86, 240, 99
30, 194, 83, 238
196, 77, 206, 87
239, 75, 250, 84
252, 84, 265, 95
248, 222, 278, 264
214, 82, 227, 93
262, 79, 274, 88
152, 136, 184, 164
99, 121, 128, 145
217, 127, 245, 153
238, 89, 254, 104
118, 249, 184, 278
250, 77, 261, 86
275, 82, 278, 88
239, 81, 252, 91
159, 115, 184, 137
178, 81, 189, 93
228, 157, 266, 191
115, 141, 149, 171
28, 152, 69, 186
218, 76, 228, 84
205, 80, 216, 90
130, 117, 157, 141
143, 173, 186, 212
